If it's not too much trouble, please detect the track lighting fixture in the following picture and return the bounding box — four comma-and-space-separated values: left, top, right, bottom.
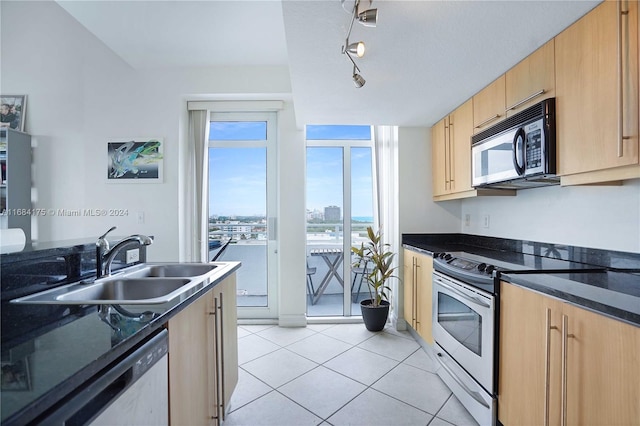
341, 0, 377, 88
357, 8, 377, 27
353, 69, 366, 88
347, 41, 366, 58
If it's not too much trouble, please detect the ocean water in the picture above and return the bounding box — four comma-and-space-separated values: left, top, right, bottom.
351, 217, 374, 223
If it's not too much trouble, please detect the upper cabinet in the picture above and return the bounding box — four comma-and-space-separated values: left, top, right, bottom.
556, 0, 639, 185
472, 75, 506, 134
505, 39, 556, 117
474, 39, 556, 132
433, 101, 475, 199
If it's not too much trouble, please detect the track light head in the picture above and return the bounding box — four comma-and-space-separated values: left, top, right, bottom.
357, 8, 377, 27
353, 72, 366, 88
347, 41, 366, 58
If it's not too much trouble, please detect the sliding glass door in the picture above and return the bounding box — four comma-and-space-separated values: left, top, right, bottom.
305, 125, 375, 317
208, 112, 277, 318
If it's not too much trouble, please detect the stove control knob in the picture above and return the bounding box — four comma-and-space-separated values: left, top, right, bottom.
485, 265, 495, 274
477, 263, 487, 272
444, 254, 453, 261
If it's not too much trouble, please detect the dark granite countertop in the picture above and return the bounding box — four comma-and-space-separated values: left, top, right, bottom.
1, 261, 240, 425
402, 233, 640, 327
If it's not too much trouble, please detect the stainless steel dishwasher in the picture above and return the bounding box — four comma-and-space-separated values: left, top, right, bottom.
40, 329, 168, 425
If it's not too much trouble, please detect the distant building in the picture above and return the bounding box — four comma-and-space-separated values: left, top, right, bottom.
218, 222, 252, 239
324, 206, 341, 222
307, 209, 324, 221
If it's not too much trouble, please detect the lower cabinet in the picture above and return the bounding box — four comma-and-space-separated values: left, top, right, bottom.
498, 281, 640, 425
403, 249, 433, 344
167, 274, 238, 426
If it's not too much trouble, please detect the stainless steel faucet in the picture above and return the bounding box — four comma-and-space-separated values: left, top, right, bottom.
96, 226, 153, 278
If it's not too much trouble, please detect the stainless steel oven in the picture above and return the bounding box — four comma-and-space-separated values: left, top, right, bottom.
432, 270, 496, 425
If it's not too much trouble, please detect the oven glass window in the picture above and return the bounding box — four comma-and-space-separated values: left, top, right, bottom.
437, 292, 482, 356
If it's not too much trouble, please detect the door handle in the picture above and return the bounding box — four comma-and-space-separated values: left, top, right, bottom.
475, 114, 501, 129
506, 89, 546, 111
544, 308, 558, 426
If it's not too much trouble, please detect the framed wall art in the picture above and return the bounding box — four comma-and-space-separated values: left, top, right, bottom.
107, 138, 164, 182
0, 95, 27, 132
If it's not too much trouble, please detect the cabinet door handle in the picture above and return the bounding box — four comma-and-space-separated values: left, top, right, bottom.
617, 0, 632, 157
474, 114, 501, 129
506, 89, 546, 111
210, 299, 220, 425
449, 119, 455, 186
561, 314, 575, 426
544, 308, 558, 426
414, 261, 420, 326
218, 294, 226, 421
443, 121, 450, 189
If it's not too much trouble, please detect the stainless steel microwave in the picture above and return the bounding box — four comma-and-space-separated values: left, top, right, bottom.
471, 98, 558, 189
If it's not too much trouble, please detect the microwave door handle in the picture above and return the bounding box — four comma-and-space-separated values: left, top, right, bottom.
435, 278, 490, 308
512, 127, 526, 176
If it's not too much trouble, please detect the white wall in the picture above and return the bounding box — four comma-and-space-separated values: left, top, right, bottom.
398, 127, 460, 235
461, 180, 640, 253
1, 1, 292, 263
397, 124, 640, 254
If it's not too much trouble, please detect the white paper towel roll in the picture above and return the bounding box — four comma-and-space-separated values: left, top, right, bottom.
0, 228, 26, 254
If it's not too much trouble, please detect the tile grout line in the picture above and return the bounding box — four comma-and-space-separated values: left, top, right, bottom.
231, 325, 462, 425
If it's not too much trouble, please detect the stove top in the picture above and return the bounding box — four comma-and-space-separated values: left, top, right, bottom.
432, 251, 607, 294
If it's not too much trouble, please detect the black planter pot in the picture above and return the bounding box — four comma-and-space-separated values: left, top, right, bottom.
360, 299, 390, 332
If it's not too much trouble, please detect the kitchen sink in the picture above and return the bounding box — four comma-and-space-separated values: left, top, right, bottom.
55, 278, 192, 303
123, 264, 217, 278
10, 262, 229, 305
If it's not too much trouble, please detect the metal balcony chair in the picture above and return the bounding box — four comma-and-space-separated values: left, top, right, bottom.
210, 239, 231, 262
306, 263, 317, 304
351, 256, 370, 303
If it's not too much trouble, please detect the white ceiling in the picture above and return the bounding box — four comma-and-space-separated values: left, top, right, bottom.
56, 0, 600, 127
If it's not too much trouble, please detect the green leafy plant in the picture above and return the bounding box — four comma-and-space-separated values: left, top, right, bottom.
351, 226, 399, 307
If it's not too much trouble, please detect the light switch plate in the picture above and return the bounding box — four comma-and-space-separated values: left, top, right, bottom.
126, 248, 140, 263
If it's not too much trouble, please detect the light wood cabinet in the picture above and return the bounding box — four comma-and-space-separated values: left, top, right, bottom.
431, 118, 448, 198
167, 274, 238, 426
473, 75, 506, 134
556, 0, 639, 185
431, 100, 478, 200
403, 249, 433, 344
505, 39, 556, 117
498, 281, 640, 426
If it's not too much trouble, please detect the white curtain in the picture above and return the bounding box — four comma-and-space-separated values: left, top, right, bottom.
373, 125, 399, 254
187, 109, 210, 262
372, 125, 400, 321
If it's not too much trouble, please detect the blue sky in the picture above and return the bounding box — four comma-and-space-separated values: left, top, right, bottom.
208, 124, 373, 218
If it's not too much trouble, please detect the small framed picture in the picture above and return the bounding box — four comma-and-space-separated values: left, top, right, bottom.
1, 358, 32, 391
107, 138, 164, 183
0, 95, 27, 132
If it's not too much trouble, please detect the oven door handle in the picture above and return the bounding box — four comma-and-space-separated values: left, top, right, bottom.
435, 351, 490, 409
435, 277, 490, 308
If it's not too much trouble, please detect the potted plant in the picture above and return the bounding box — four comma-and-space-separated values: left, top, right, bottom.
351, 226, 399, 331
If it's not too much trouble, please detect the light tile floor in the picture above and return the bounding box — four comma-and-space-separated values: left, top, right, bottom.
225, 323, 480, 426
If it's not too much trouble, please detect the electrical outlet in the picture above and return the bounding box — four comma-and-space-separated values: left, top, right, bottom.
483, 215, 490, 228
126, 248, 140, 264
464, 214, 471, 227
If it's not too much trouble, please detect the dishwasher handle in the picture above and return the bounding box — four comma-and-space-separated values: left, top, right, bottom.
39, 329, 168, 426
